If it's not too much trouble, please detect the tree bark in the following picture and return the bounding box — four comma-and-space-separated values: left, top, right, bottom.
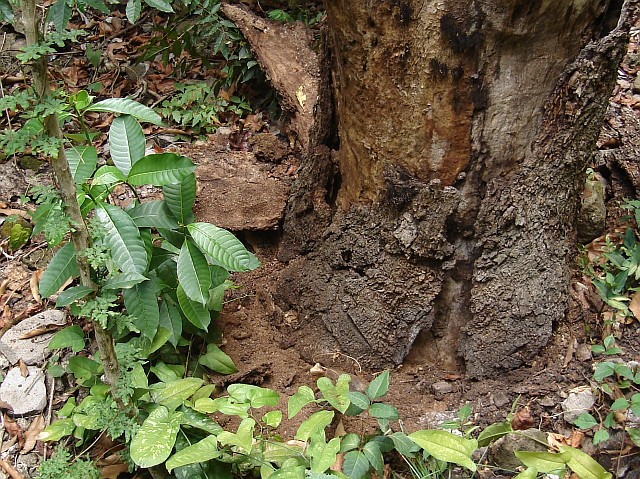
276, 0, 640, 377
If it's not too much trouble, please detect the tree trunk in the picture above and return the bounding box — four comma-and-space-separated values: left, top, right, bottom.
276, 0, 639, 377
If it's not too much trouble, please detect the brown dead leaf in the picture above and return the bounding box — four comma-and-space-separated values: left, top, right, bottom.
0, 458, 25, 479
570, 430, 584, 448
0, 436, 17, 453
18, 360, 29, 377
20, 325, 62, 340
4, 413, 24, 447
548, 432, 570, 449
629, 291, 640, 320
99, 463, 129, 479
511, 406, 534, 430
331, 452, 343, 472
21, 415, 45, 454
30, 270, 42, 304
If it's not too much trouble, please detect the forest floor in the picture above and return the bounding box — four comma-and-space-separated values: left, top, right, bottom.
1, 8, 640, 479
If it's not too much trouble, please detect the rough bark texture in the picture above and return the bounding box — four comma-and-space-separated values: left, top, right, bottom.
274, 0, 639, 377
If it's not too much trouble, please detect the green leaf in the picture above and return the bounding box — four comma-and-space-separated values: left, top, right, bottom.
295, 411, 334, 442
125, 0, 141, 23
362, 441, 384, 476
87, 98, 162, 124
39, 243, 79, 298
128, 153, 196, 186
198, 344, 237, 374
408, 430, 477, 472
342, 451, 369, 479
228, 384, 279, 408
109, 114, 145, 176
103, 272, 148, 290
150, 378, 204, 411
611, 398, 630, 410
0, 0, 14, 23
389, 432, 420, 456
130, 406, 182, 468
309, 436, 341, 473
37, 418, 75, 442
143, 0, 174, 12
91, 165, 126, 186
66, 145, 97, 184
163, 173, 196, 224
159, 300, 182, 347
317, 374, 351, 413
347, 392, 370, 411
48, 325, 85, 353
514, 451, 569, 474
47, 0, 72, 31
177, 284, 211, 330
366, 370, 390, 400
217, 417, 255, 452
262, 410, 283, 428
123, 280, 160, 340
368, 403, 399, 420
626, 427, 640, 447
178, 405, 223, 435
127, 200, 179, 229
96, 202, 148, 274
188, 222, 260, 272
593, 429, 609, 445
594, 362, 616, 381
513, 467, 538, 479
166, 435, 219, 473
574, 413, 598, 430
178, 239, 211, 304
339, 433, 361, 453
288, 385, 316, 418
67, 356, 101, 384
55, 285, 94, 307
558, 446, 612, 479
194, 397, 250, 417
477, 421, 513, 447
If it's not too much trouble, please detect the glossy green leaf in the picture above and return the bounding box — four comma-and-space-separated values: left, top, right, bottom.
177, 284, 211, 330
514, 451, 569, 474
343, 451, 369, 479
210, 265, 230, 288
37, 418, 75, 442
96, 202, 147, 274
362, 441, 383, 476
188, 222, 260, 272
150, 378, 204, 411
368, 403, 399, 420
217, 418, 255, 453
269, 465, 306, 479
198, 344, 237, 374
0, 0, 14, 23
47, 0, 71, 31
178, 239, 211, 304
288, 385, 316, 418
262, 410, 283, 428
127, 200, 179, 229
408, 430, 477, 472
366, 370, 390, 400
125, 0, 141, 22
194, 397, 250, 417
206, 281, 227, 311
347, 392, 370, 411
477, 421, 513, 446
178, 405, 223, 435
130, 406, 182, 468
166, 435, 219, 473
309, 436, 341, 473
128, 153, 196, 186
143, 0, 173, 12
87, 98, 162, 124
558, 446, 612, 479
67, 356, 101, 384
513, 467, 538, 479
103, 272, 148, 290
39, 242, 79, 298
48, 325, 85, 352
159, 300, 182, 347
55, 285, 94, 307
294, 411, 334, 442
389, 432, 420, 456
123, 280, 160, 340
163, 173, 196, 225
227, 384, 279, 408
339, 433, 361, 453
317, 374, 350, 413
109, 114, 145, 176
65, 145, 97, 184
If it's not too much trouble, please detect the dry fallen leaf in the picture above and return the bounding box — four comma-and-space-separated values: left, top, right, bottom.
4, 413, 24, 447
629, 291, 640, 320
21, 415, 45, 454
29, 271, 42, 304
99, 463, 129, 479
18, 360, 29, 378
511, 406, 534, 430
0, 458, 25, 479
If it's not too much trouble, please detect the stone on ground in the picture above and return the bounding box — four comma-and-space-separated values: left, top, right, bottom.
0, 310, 66, 365
561, 385, 596, 424
0, 366, 47, 415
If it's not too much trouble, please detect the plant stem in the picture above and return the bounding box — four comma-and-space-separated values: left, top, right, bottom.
19, 0, 121, 395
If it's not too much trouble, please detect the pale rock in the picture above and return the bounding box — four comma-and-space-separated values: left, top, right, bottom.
489, 429, 547, 470
431, 381, 454, 396
561, 385, 595, 424
0, 366, 47, 415
0, 310, 66, 365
